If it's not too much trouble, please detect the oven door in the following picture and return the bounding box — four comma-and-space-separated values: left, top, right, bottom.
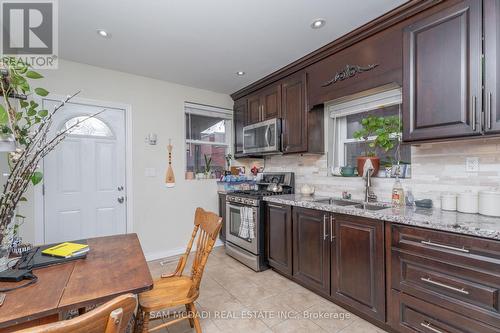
243, 118, 281, 154
225, 202, 259, 255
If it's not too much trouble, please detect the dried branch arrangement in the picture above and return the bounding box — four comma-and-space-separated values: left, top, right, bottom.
0, 57, 102, 245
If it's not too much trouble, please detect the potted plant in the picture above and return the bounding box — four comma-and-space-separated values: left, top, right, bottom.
224, 153, 232, 176
203, 154, 212, 178
353, 115, 401, 177
0, 57, 95, 271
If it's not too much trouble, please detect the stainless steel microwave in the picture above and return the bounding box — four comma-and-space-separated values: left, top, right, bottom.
243, 118, 281, 155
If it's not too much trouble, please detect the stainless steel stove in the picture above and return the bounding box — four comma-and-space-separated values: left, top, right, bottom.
225, 172, 294, 271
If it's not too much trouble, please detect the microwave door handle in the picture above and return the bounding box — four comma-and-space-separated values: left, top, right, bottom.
265, 125, 272, 147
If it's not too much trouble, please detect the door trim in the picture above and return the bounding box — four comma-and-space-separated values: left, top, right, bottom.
33, 95, 133, 244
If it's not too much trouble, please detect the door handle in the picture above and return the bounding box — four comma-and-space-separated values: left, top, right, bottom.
487, 92, 493, 130
323, 215, 328, 240
330, 216, 335, 242
471, 95, 477, 131
420, 277, 469, 295
420, 240, 469, 253
117, 186, 124, 191
117, 196, 125, 204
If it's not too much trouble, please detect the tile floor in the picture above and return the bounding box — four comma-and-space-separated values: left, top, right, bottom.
147, 246, 388, 333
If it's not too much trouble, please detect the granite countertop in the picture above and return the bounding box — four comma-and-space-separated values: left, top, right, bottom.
263, 194, 500, 240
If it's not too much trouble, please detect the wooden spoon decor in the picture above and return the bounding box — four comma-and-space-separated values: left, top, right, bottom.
165, 139, 176, 188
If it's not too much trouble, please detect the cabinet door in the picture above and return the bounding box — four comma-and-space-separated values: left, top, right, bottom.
266, 203, 292, 277
282, 72, 307, 154
247, 94, 262, 125
233, 98, 246, 156
331, 214, 385, 321
485, 0, 500, 134
293, 207, 330, 296
403, 0, 482, 141
218, 193, 226, 242
261, 85, 281, 120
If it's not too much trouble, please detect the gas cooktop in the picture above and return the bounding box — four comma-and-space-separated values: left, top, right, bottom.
230, 190, 283, 198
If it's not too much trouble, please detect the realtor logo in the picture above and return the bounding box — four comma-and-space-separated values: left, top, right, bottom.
1, 0, 58, 68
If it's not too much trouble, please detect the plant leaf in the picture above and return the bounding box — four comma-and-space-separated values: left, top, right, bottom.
0, 104, 8, 124
38, 109, 49, 117
31, 171, 43, 185
19, 197, 28, 202
34, 87, 49, 97
25, 70, 43, 79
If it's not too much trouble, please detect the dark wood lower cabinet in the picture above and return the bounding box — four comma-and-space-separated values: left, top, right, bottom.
266, 203, 292, 277
292, 207, 330, 296
331, 214, 385, 321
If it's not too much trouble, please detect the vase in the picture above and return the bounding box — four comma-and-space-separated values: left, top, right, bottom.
0, 217, 16, 272
0, 245, 9, 272
356, 156, 380, 177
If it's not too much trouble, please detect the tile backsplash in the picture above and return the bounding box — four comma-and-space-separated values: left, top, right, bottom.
239, 138, 500, 207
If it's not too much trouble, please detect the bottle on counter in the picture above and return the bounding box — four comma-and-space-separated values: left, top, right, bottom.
392, 176, 405, 206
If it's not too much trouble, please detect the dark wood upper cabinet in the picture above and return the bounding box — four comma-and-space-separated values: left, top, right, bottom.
233, 98, 246, 157
281, 72, 307, 154
331, 214, 385, 322
246, 94, 261, 125
484, 0, 500, 134
307, 26, 402, 108
403, 0, 483, 142
266, 203, 292, 277
293, 207, 330, 296
261, 85, 281, 120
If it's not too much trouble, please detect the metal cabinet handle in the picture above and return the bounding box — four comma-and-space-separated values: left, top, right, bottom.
323, 215, 328, 240
487, 92, 493, 130
420, 277, 469, 295
420, 240, 469, 253
471, 95, 477, 131
267, 204, 283, 209
330, 215, 335, 242
420, 322, 444, 333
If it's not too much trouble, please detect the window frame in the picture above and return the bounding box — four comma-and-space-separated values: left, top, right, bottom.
184, 102, 233, 176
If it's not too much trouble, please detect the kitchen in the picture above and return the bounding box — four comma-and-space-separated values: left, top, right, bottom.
219, 0, 500, 332
1, 0, 500, 332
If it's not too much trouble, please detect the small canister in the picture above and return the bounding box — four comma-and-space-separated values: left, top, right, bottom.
441, 192, 457, 211
457, 191, 479, 214
479, 191, 500, 217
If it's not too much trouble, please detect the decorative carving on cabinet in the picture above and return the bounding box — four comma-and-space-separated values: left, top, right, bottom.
321, 64, 379, 87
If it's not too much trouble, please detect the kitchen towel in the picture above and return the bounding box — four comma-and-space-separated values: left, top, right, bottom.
238, 207, 255, 239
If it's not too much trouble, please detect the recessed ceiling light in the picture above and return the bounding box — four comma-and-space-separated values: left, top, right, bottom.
310, 19, 326, 29
236, 71, 246, 76
97, 29, 111, 38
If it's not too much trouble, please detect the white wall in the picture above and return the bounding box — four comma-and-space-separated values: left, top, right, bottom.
13, 59, 233, 260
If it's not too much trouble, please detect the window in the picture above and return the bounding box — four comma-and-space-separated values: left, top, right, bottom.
62, 117, 113, 137
327, 85, 411, 176
185, 103, 232, 177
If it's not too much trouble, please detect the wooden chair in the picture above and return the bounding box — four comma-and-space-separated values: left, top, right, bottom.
17, 294, 137, 333
136, 208, 222, 333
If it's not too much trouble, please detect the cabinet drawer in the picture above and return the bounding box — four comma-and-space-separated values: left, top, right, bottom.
391, 225, 500, 274
392, 290, 500, 333
392, 251, 500, 328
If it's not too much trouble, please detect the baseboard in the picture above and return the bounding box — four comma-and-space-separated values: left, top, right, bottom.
145, 239, 225, 262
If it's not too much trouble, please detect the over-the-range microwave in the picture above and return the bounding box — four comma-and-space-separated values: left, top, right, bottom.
243, 118, 281, 155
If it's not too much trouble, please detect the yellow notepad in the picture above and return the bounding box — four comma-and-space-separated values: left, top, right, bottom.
42, 242, 89, 258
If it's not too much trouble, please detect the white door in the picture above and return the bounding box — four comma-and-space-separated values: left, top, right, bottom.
43, 100, 127, 243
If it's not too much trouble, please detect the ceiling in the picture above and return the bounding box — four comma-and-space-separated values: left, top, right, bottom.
59, 0, 407, 94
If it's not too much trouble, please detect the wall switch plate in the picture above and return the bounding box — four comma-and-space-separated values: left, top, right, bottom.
466, 157, 479, 172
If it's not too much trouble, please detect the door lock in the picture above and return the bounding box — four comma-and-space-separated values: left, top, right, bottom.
117, 196, 125, 203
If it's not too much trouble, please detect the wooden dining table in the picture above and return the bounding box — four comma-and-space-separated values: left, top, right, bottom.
0, 233, 153, 332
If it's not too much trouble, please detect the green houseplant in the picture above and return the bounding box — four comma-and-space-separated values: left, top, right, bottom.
353, 115, 401, 177
203, 154, 212, 178
0, 57, 96, 271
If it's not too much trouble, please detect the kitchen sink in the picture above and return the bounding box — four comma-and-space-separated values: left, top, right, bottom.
313, 198, 359, 206
354, 203, 389, 211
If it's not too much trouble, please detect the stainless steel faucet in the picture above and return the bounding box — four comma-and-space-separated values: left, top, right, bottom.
364, 167, 377, 203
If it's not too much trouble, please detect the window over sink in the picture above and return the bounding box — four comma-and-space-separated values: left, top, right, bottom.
326, 85, 411, 178
185, 102, 233, 179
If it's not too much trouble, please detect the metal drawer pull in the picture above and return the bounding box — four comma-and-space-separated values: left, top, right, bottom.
330, 215, 335, 242
487, 92, 493, 130
421, 277, 469, 295
421, 322, 444, 333
267, 204, 283, 209
323, 215, 328, 240
471, 95, 477, 131
420, 240, 469, 253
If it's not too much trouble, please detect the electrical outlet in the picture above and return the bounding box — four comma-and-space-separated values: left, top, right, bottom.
466, 157, 479, 172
